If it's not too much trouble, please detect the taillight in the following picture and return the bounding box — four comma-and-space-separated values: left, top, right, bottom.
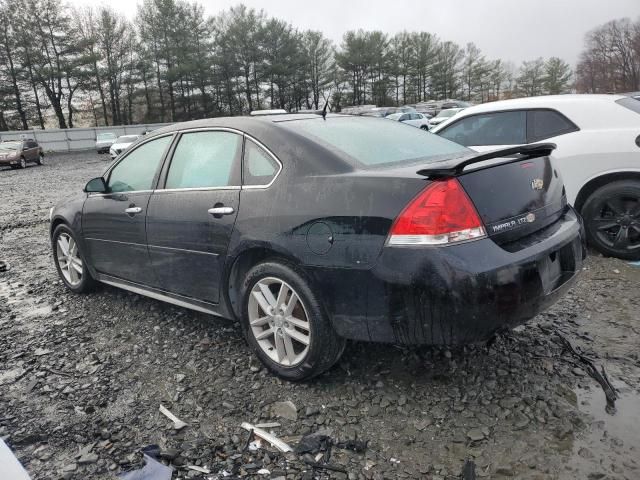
388, 178, 486, 246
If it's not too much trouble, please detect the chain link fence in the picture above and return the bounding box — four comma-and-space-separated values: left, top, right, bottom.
0, 123, 173, 153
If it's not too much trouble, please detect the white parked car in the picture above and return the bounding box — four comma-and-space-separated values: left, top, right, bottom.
109, 135, 141, 160
431, 94, 640, 260
428, 107, 464, 128
386, 112, 431, 130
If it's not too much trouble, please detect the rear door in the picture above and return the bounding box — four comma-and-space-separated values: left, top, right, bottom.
82, 134, 174, 284
146, 129, 242, 303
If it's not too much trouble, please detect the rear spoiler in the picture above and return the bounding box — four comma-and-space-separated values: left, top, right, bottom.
417, 143, 556, 178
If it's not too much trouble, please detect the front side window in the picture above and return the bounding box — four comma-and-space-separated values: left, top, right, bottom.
243, 139, 280, 186
438, 111, 526, 146
527, 110, 577, 141
108, 136, 172, 193
165, 131, 241, 189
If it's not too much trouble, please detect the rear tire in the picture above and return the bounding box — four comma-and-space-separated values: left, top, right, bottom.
52, 224, 97, 293
36, 153, 44, 165
239, 260, 346, 381
582, 180, 640, 260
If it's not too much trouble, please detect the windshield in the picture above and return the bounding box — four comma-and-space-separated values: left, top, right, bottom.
436, 109, 460, 119
281, 116, 470, 167
116, 136, 139, 143
616, 97, 640, 114
386, 113, 403, 120
97, 133, 116, 141
0, 142, 20, 152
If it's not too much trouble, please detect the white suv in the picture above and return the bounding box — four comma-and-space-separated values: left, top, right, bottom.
431, 94, 640, 260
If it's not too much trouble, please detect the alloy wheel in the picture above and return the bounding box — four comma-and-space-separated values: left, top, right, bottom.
591, 194, 640, 254
248, 277, 311, 367
56, 233, 83, 286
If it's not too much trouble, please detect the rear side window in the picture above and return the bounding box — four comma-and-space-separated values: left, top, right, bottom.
243, 139, 280, 186
438, 111, 526, 146
108, 136, 172, 193
616, 97, 640, 114
527, 110, 578, 142
282, 117, 469, 167
166, 131, 241, 189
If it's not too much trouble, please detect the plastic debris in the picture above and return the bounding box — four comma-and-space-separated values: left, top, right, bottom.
462, 458, 477, 480
159, 404, 188, 430
119, 454, 173, 480
241, 422, 293, 452
187, 465, 210, 474
0, 439, 31, 480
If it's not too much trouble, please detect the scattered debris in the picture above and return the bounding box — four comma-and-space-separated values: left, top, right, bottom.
335, 439, 368, 453
241, 422, 293, 452
186, 465, 210, 474
254, 422, 281, 429
119, 454, 173, 480
159, 404, 188, 430
556, 333, 618, 413
270, 400, 298, 420
461, 458, 477, 480
33, 348, 52, 357
295, 433, 332, 455
0, 260, 9, 273
257, 468, 270, 475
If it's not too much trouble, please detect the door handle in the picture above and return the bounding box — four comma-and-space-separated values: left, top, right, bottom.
125, 207, 142, 215
208, 206, 235, 216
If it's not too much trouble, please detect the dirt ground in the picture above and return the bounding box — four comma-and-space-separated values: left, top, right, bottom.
1, 152, 639, 480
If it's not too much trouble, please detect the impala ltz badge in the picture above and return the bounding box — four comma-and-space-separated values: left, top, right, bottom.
531, 178, 544, 190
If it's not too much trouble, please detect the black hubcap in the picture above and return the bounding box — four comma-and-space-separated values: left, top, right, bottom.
592, 195, 640, 252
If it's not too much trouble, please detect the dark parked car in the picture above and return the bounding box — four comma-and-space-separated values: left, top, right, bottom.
50, 114, 585, 380
0, 139, 44, 169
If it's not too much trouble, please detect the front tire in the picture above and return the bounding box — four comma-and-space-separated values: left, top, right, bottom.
18, 157, 26, 169
582, 180, 640, 260
52, 224, 96, 293
420, 125, 429, 131
240, 260, 346, 381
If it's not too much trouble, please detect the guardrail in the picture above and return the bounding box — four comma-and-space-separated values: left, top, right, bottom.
0, 123, 173, 153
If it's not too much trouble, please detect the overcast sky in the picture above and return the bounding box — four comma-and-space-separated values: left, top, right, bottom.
70, 0, 640, 66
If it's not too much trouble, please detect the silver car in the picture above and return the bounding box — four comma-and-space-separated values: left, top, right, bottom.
96, 132, 116, 154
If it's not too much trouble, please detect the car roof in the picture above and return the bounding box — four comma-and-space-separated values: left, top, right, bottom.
145, 114, 355, 175
432, 94, 635, 131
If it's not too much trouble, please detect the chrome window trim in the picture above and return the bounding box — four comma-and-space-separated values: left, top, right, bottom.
87, 190, 153, 197
154, 186, 241, 193
241, 136, 283, 190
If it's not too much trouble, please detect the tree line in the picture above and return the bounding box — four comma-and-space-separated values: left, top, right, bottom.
576, 17, 640, 94
0, 0, 606, 131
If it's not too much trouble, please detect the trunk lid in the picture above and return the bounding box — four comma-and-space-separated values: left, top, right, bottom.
458, 155, 566, 244
417, 144, 566, 244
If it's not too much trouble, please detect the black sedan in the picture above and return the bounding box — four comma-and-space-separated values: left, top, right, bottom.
50, 114, 585, 380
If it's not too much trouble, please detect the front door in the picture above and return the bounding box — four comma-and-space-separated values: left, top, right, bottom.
146, 130, 243, 303
82, 135, 174, 285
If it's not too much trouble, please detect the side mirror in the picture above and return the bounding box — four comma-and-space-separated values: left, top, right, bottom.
84, 177, 107, 193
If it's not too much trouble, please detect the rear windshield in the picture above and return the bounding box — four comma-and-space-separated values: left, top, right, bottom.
616, 97, 640, 114
116, 136, 139, 143
281, 117, 469, 167
0, 142, 20, 151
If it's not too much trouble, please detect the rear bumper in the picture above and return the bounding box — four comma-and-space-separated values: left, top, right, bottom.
311, 207, 585, 345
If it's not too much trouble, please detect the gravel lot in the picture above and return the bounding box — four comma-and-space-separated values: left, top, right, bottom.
1, 152, 639, 480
